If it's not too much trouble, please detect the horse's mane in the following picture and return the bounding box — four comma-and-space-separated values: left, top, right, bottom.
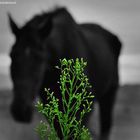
24, 7, 76, 29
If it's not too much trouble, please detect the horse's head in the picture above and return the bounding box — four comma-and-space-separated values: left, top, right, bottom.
8, 13, 53, 122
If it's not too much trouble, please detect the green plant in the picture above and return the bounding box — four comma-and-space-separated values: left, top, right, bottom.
35, 58, 94, 140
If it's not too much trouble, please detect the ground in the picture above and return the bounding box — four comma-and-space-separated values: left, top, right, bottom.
0, 85, 140, 140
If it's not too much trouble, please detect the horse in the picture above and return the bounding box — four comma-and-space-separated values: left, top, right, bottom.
8, 7, 121, 140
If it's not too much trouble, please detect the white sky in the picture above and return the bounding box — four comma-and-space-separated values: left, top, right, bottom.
0, 0, 140, 85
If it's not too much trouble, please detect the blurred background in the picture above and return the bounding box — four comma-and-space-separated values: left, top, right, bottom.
0, 0, 140, 140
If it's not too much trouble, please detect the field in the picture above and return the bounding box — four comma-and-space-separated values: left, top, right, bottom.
0, 85, 140, 140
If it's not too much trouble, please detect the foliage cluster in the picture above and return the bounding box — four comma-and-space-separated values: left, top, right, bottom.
35, 58, 94, 140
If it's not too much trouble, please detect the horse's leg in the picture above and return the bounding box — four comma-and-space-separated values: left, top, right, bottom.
98, 86, 118, 140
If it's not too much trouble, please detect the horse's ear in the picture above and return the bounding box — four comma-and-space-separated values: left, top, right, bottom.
8, 13, 20, 36
38, 15, 53, 40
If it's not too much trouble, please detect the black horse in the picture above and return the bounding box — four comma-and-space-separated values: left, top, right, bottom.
9, 7, 121, 140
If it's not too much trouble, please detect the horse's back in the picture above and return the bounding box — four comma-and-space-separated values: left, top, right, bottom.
80, 23, 121, 58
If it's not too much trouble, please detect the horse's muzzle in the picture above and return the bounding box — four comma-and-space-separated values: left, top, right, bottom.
10, 101, 33, 123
